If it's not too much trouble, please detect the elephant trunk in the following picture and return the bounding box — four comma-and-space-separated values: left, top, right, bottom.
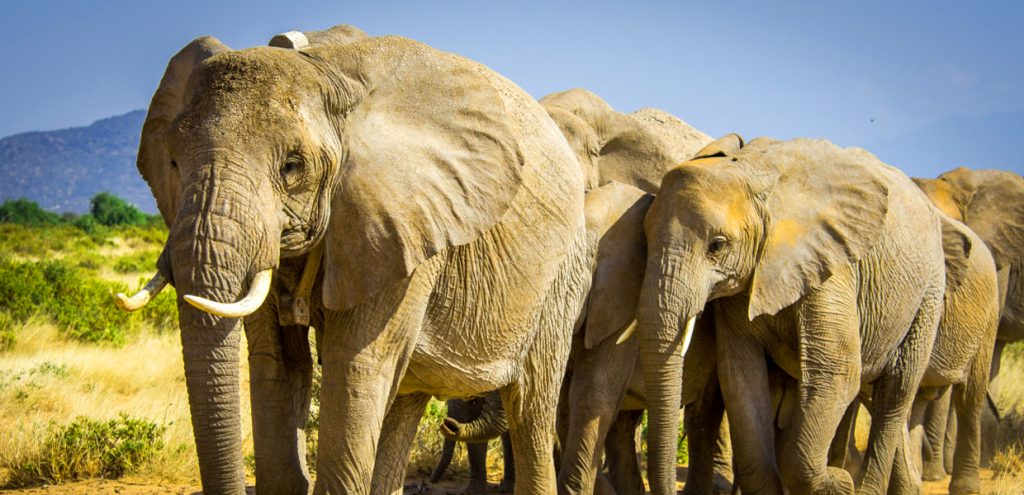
638, 251, 705, 495
441, 393, 508, 443
170, 165, 279, 494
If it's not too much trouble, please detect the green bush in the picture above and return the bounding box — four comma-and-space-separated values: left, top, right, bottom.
113, 249, 162, 274
0, 310, 15, 351
0, 259, 178, 345
0, 198, 63, 226
90, 193, 149, 227
5, 415, 165, 487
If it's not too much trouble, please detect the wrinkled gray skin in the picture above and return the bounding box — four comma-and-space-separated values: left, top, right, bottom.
639, 135, 949, 495
914, 168, 1024, 472
431, 395, 515, 494
449, 89, 734, 494
831, 217, 999, 495
132, 26, 591, 495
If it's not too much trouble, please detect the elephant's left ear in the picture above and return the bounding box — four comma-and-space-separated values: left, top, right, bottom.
747, 140, 890, 319
582, 182, 653, 348
323, 50, 524, 311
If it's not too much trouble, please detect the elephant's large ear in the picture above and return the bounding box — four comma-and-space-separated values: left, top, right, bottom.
582, 182, 653, 348
692, 134, 745, 160
913, 176, 966, 222
943, 168, 1024, 271
939, 215, 974, 293
138, 36, 230, 226
747, 140, 889, 319
323, 49, 524, 311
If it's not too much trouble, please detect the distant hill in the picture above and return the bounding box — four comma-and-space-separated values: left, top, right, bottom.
0, 111, 155, 214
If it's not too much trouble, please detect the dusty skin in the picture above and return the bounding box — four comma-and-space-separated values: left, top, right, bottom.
0, 470, 1003, 494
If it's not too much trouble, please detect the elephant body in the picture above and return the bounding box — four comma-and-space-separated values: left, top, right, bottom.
637, 136, 949, 495
130, 28, 591, 495
915, 168, 1024, 468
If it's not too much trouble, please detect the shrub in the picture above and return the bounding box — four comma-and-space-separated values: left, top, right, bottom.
4, 415, 165, 487
0, 310, 15, 351
0, 199, 62, 226
113, 249, 162, 274
90, 193, 149, 227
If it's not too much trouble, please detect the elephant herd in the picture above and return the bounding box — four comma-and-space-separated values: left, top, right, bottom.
112, 24, 1024, 495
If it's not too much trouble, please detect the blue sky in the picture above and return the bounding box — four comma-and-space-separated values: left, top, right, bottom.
1, 0, 1021, 177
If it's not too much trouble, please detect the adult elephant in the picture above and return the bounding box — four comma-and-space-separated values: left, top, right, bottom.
632, 135, 949, 495
115, 27, 591, 495
914, 168, 1024, 471
446, 89, 734, 495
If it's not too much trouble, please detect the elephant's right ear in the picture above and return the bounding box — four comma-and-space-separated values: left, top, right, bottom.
747, 140, 889, 319
939, 215, 974, 293
582, 182, 653, 348
138, 36, 230, 226
942, 168, 1024, 271
322, 46, 524, 311
692, 134, 744, 160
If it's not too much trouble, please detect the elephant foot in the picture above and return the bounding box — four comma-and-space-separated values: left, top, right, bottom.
807, 466, 854, 495
462, 479, 491, 494
921, 457, 946, 481
948, 474, 981, 495
497, 477, 514, 493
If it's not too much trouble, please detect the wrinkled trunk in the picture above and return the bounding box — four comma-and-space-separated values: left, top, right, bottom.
638, 251, 705, 495
442, 392, 507, 442
169, 165, 277, 494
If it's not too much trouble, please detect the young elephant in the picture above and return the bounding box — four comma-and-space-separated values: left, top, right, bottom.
116, 28, 591, 495
431, 395, 515, 494
633, 135, 949, 495
914, 168, 1024, 470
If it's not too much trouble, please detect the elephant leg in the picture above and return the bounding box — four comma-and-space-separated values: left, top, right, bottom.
604, 409, 644, 495
557, 334, 637, 495
717, 326, 783, 495
828, 399, 858, 472
888, 396, 928, 495
371, 393, 431, 495
981, 339, 1006, 467
245, 307, 314, 495
859, 296, 941, 495
431, 438, 457, 483
683, 370, 731, 495
314, 268, 437, 494
921, 387, 952, 481
948, 350, 993, 495
466, 440, 490, 494
499, 431, 516, 493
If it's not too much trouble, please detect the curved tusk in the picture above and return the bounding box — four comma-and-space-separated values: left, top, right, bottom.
615, 319, 638, 345
115, 273, 168, 312
680, 316, 696, 358
183, 269, 273, 318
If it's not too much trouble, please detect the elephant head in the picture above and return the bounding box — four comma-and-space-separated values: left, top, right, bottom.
913, 167, 1024, 272
540, 88, 710, 193
117, 30, 527, 492
633, 135, 892, 493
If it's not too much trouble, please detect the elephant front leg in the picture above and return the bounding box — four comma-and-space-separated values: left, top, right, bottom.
370, 393, 431, 495
683, 370, 731, 495
717, 325, 783, 495
604, 409, 645, 495
245, 307, 314, 495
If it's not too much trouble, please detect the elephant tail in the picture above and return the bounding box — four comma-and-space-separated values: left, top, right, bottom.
430, 438, 457, 483
440, 392, 508, 443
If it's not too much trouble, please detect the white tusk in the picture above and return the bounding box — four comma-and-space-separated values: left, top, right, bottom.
115, 273, 168, 312
183, 269, 273, 318
680, 316, 696, 358
615, 320, 638, 345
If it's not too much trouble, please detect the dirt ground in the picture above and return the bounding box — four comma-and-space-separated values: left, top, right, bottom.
0, 469, 1004, 494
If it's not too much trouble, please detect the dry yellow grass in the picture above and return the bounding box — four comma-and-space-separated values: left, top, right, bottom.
0, 320, 253, 486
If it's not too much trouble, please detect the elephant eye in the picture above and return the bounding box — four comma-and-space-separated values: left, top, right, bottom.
708, 236, 728, 255
281, 155, 305, 186
170, 159, 177, 168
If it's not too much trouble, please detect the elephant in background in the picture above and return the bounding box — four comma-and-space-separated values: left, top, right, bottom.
447, 89, 735, 494
431, 394, 515, 494
117, 25, 593, 495
914, 168, 1024, 471
635, 135, 949, 495
831, 213, 999, 495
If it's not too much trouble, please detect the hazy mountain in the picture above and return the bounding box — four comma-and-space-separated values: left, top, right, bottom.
0, 110, 155, 214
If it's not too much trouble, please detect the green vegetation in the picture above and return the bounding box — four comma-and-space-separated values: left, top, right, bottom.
4, 414, 165, 487
89, 192, 156, 227
0, 198, 63, 226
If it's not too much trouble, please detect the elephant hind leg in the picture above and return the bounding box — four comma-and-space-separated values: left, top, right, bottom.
604, 409, 644, 495
371, 393, 431, 495
948, 352, 993, 495
921, 387, 952, 481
